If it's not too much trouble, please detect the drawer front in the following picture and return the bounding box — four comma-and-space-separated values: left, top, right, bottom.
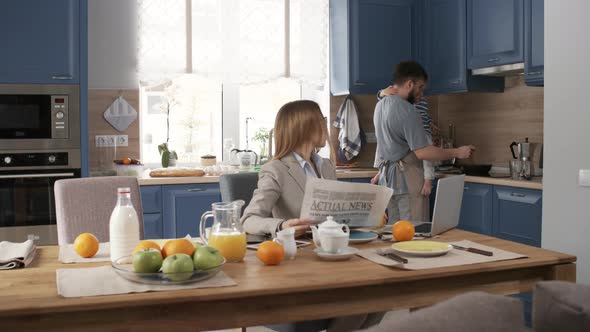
493, 186, 542, 246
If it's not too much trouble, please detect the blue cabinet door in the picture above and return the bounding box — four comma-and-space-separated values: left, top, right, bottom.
143, 213, 163, 239
458, 182, 493, 235
350, 177, 373, 184
162, 184, 222, 238
492, 186, 542, 247
421, 0, 503, 95
350, 0, 419, 94
0, 0, 80, 84
140, 186, 162, 214
524, 0, 544, 86
467, 0, 524, 69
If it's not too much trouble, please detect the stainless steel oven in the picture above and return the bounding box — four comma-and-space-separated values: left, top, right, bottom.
0, 84, 80, 151
0, 84, 81, 245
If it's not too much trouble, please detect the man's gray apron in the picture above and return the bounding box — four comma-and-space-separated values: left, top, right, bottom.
378, 152, 429, 222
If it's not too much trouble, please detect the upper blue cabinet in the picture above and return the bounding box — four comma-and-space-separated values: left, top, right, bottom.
524, 0, 544, 86
0, 0, 80, 84
467, 0, 524, 69
421, 0, 503, 95
330, 0, 419, 95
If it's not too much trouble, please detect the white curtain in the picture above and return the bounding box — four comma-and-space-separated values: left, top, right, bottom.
137, 0, 328, 88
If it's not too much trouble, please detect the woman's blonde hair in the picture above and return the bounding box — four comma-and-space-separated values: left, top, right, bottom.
273, 100, 334, 161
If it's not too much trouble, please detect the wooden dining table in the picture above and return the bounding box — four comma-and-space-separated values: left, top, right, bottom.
0, 229, 576, 331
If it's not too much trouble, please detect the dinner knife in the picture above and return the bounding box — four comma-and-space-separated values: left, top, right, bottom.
452, 244, 493, 257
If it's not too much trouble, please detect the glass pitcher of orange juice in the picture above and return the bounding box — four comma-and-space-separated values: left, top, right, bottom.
199, 201, 246, 262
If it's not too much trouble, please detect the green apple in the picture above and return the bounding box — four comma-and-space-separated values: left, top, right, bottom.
162, 253, 194, 281
132, 248, 163, 273
193, 245, 224, 270
191, 241, 201, 253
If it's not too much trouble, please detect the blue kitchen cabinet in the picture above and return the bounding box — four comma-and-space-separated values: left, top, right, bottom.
458, 182, 493, 235
492, 186, 542, 247
421, 0, 504, 95
467, 0, 524, 69
140, 185, 163, 239
350, 177, 373, 184
0, 0, 81, 84
524, 0, 544, 86
162, 184, 221, 238
330, 0, 419, 95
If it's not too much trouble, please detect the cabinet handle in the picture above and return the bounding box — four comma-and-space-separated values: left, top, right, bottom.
510, 192, 526, 198
487, 57, 500, 62
52, 75, 73, 80
528, 71, 542, 76
353, 82, 368, 86
450, 79, 462, 84
187, 188, 205, 192
464, 186, 470, 191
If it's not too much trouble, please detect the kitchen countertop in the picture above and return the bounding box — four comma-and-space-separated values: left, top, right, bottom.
437, 174, 543, 190
138, 168, 379, 186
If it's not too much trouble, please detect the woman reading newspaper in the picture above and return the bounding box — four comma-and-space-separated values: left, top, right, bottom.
241, 100, 384, 332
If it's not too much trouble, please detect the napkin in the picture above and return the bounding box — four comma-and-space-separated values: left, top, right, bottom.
56, 266, 236, 298
357, 240, 527, 270
0, 240, 36, 270
59, 242, 111, 263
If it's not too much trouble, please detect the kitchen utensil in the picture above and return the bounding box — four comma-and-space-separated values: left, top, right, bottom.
509, 138, 540, 178
376, 248, 408, 264
459, 164, 492, 176
310, 216, 350, 254
390, 241, 452, 257
451, 244, 493, 256
274, 227, 297, 259
509, 160, 523, 180
111, 255, 224, 285
199, 200, 247, 262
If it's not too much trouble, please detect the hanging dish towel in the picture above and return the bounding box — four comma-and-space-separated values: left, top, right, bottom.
333, 95, 362, 161
103, 96, 138, 132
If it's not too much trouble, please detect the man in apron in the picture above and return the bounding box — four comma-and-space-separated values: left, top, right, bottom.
373, 61, 473, 223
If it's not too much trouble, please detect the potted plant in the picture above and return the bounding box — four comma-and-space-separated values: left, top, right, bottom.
157, 89, 178, 168
252, 128, 270, 163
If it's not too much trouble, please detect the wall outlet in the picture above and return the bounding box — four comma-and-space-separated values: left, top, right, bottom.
95, 135, 128, 147
579, 169, 590, 186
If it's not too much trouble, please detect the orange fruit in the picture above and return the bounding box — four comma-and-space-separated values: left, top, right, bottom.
256, 241, 285, 265
392, 220, 415, 242
133, 240, 161, 254
73, 233, 100, 258
122, 157, 132, 165
162, 238, 195, 258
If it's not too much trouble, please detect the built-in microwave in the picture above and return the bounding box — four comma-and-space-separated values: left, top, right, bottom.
0, 84, 80, 151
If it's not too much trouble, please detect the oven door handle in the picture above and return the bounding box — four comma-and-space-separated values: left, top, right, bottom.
0, 172, 76, 179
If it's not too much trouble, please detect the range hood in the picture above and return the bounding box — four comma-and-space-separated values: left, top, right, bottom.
472, 63, 524, 76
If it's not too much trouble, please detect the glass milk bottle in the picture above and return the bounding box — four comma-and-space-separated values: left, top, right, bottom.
109, 187, 140, 262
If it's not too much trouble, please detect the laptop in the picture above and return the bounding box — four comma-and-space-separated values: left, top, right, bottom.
412, 174, 465, 237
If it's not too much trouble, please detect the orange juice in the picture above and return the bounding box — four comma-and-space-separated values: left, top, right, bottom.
208, 230, 247, 262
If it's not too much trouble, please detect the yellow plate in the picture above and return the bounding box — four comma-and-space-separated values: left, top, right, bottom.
391, 240, 452, 257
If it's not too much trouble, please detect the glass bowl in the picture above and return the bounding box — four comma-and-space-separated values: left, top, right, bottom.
111, 256, 225, 285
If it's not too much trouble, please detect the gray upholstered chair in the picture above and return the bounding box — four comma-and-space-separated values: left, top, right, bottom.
219, 172, 259, 213
54, 176, 144, 244
533, 281, 590, 332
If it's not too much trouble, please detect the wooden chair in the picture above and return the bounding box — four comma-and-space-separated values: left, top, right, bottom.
54, 176, 144, 244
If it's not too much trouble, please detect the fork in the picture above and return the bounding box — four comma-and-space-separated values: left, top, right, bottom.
375, 248, 408, 264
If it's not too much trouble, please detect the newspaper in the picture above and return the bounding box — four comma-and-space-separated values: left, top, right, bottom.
300, 178, 393, 227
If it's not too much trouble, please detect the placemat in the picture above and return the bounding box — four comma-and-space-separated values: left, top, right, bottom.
356, 240, 527, 270
58, 242, 111, 263
56, 265, 236, 298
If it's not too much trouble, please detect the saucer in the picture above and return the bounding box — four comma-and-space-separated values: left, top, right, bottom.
349, 230, 378, 244
313, 247, 359, 261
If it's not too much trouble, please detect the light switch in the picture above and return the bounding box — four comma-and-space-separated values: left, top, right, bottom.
578, 169, 590, 186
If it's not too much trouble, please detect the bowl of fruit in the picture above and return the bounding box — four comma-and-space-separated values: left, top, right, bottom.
111, 239, 225, 285
113, 158, 144, 178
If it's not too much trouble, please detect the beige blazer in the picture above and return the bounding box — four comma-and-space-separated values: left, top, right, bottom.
241, 153, 337, 236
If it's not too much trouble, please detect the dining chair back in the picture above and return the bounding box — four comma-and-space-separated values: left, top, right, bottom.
219, 172, 259, 214
54, 176, 144, 244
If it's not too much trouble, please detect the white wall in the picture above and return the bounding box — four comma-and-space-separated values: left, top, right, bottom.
88, 0, 138, 89
544, 0, 590, 283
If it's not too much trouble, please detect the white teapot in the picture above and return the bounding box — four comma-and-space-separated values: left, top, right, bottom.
310, 216, 350, 254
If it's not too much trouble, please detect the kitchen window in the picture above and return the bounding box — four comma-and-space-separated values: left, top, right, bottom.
137, 0, 329, 165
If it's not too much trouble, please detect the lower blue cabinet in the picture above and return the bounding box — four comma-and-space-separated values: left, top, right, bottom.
143, 213, 163, 239
458, 183, 493, 235
350, 177, 372, 184
492, 186, 542, 247
162, 183, 222, 238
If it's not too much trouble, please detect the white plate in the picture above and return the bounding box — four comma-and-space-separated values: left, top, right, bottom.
349, 230, 378, 244
313, 247, 359, 261
390, 241, 452, 257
